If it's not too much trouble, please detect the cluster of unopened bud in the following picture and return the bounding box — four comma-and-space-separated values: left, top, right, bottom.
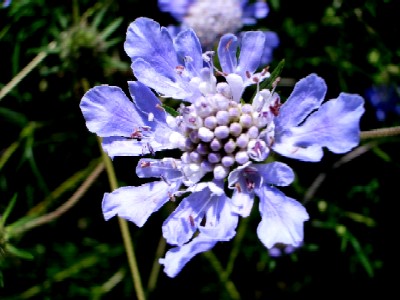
174, 82, 273, 180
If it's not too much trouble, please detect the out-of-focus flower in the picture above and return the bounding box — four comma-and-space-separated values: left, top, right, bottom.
2, 0, 11, 8
158, 0, 278, 65
268, 243, 298, 257
365, 84, 400, 122
80, 17, 365, 277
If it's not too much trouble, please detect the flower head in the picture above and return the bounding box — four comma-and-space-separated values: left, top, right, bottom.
158, 0, 278, 65
2, 0, 11, 8
80, 17, 365, 277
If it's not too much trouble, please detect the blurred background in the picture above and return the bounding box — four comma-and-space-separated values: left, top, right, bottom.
0, 0, 395, 299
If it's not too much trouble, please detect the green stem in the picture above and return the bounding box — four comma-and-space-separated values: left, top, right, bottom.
9, 160, 104, 237
360, 126, 400, 139
0, 41, 57, 101
146, 235, 166, 295
97, 137, 146, 300
203, 251, 241, 300
224, 217, 250, 279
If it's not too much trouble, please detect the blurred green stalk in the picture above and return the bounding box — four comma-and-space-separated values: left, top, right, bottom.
97, 137, 146, 300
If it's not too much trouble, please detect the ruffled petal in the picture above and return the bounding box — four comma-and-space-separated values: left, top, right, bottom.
102, 180, 181, 227
256, 186, 309, 249
275, 74, 327, 131
80, 85, 142, 137
289, 93, 365, 154
159, 236, 217, 278
125, 17, 195, 99
125, 17, 179, 73
273, 93, 365, 161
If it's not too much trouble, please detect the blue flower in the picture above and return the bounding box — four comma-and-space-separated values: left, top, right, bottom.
158, 0, 278, 65
80, 17, 365, 277
2, 0, 11, 8
365, 84, 400, 122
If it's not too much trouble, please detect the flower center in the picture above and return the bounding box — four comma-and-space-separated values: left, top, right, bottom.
175, 82, 275, 180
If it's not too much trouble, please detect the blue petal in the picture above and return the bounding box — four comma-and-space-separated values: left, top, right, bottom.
291, 93, 364, 153
275, 74, 327, 131
128, 81, 176, 145
273, 93, 365, 161
128, 81, 167, 124
80, 86, 142, 137
136, 158, 182, 182
218, 34, 239, 74
231, 190, 254, 217
200, 193, 239, 239
236, 31, 266, 79
125, 18, 195, 99
102, 180, 181, 227
160, 186, 238, 278
174, 29, 203, 77
132, 59, 193, 99
241, 0, 269, 24
162, 187, 211, 246
254, 162, 295, 186
101, 137, 159, 158
125, 17, 178, 74
256, 186, 309, 249
260, 31, 279, 65
159, 236, 217, 278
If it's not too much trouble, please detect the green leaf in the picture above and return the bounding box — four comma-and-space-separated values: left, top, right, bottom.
260, 59, 285, 91
0, 194, 18, 228
5, 243, 34, 260
162, 104, 179, 117
100, 18, 123, 41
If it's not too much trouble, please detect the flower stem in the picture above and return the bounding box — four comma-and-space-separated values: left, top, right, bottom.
97, 137, 146, 300
203, 251, 241, 300
360, 126, 400, 139
0, 41, 57, 101
9, 159, 104, 237
146, 235, 166, 295
224, 217, 250, 279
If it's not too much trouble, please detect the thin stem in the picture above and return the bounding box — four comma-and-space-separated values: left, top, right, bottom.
0, 41, 57, 101
203, 251, 241, 300
360, 126, 400, 139
303, 142, 376, 204
146, 235, 167, 294
10, 160, 104, 237
224, 217, 250, 280
97, 137, 146, 300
